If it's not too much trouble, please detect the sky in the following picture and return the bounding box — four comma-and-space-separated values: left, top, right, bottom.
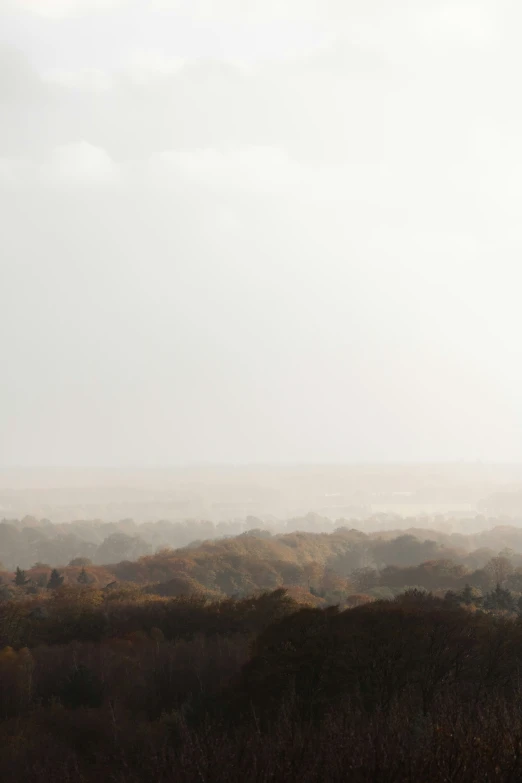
1, 0, 522, 466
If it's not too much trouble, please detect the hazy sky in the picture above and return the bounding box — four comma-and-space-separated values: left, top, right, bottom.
1, 0, 522, 466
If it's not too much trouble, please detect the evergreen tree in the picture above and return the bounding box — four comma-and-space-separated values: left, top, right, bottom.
459, 583, 482, 606
444, 589, 459, 606
77, 568, 91, 585
47, 569, 64, 590
483, 583, 517, 612
13, 567, 29, 586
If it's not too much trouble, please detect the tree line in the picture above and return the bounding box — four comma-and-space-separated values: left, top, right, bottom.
2, 586, 522, 780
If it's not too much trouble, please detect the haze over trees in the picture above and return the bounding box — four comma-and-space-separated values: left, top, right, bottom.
4, 512, 522, 780
2, 557, 522, 780
4, 0, 522, 777
4, 517, 522, 607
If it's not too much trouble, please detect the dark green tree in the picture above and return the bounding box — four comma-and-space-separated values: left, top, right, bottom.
13, 567, 29, 586
47, 569, 64, 590
77, 567, 91, 585
483, 583, 517, 612
444, 589, 459, 606
459, 583, 482, 606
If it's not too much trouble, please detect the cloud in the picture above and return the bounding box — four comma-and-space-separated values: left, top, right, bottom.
149, 0, 498, 39
0, 142, 118, 186
3, 0, 128, 17
45, 141, 118, 184
3, 0, 498, 35
2, 0, 522, 465
0, 46, 42, 101
149, 0, 322, 21
0, 141, 345, 207
0, 142, 325, 197
41, 68, 113, 92
123, 50, 187, 85
416, 4, 496, 46
0, 158, 33, 184
0, 0, 323, 20
154, 146, 313, 191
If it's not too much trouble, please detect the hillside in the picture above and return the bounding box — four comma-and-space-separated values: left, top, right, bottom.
4, 523, 522, 610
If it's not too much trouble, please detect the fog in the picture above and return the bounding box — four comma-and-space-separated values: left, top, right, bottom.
1, 464, 522, 524
2, 0, 522, 467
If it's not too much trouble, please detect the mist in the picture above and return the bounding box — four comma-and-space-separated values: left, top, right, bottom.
2, 0, 522, 467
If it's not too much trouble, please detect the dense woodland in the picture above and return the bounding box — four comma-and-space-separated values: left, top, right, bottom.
4, 519, 522, 779
3, 518, 522, 605
1, 512, 520, 570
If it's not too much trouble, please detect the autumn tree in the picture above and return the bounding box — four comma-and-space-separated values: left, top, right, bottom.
0, 646, 34, 718
351, 567, 380, 591
485, 556, 513, 587
302, 561, 323, 592
506, 568, 522, 592
61, 664, 104, 709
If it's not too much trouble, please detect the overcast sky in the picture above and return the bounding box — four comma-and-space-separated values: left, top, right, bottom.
1, 0, 522, 466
